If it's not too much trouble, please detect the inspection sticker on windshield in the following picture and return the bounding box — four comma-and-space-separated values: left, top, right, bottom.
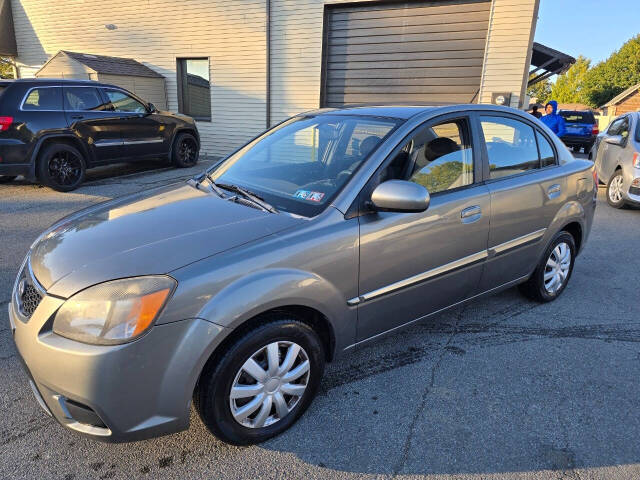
294, 190, 325, 203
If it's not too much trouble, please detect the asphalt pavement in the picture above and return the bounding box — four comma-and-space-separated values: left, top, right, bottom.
1, 154, 640, 480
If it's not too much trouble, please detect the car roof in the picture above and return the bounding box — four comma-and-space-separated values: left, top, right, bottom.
302, 103, 537, 121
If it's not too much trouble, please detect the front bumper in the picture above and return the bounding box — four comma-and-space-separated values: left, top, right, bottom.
9, 293, 226, 442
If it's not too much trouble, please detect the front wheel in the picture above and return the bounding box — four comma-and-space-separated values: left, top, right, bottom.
519, 231, 576, 303
171, 132, 199, 168
37, 143, 86, 192
195, 318, 325, 445
606, 170, 626, 209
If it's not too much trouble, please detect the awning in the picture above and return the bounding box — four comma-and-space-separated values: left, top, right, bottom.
528, 42, 575, 86
0, 0, 18, 57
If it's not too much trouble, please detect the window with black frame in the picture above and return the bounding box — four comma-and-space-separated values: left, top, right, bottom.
177, 58, 211, 121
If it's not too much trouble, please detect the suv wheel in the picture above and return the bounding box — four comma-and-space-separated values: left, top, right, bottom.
37, 143, 86, 192
172, 133, 199, 168
606, 170, 626, 209
519, 231, 576, 303
195, 318, 325, 445
0, 175, 17, 183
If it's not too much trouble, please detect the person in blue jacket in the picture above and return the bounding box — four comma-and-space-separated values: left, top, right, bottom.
540, 100, 566, 137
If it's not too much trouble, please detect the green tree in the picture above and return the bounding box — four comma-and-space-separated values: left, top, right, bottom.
0, 57, 14, 79
550, 55, 591, 103
527, 75, 552, 104
582, 34, 640, 107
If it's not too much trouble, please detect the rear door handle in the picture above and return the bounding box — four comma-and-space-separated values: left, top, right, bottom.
461, 205, 481, 223
547, 184, 561, 199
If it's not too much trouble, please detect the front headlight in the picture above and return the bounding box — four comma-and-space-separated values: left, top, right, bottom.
53, 276, 177, 345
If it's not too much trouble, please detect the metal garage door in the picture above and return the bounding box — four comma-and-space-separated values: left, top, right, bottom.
321, 0, 491, 107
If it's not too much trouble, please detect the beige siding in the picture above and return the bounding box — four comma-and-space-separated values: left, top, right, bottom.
12, 0, 267, 157
36, 51, 93, 79
97, 74, 167, 111
478, 0, 539, 107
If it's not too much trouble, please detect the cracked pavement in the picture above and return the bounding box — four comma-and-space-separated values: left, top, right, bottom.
1, 154, 640, 479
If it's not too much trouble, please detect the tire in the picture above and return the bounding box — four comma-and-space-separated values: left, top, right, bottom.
518, 231, 576, 303
37, 143, 86, 192
0, 175, 17, 183
195, 317, 325, 445
572, 145, 581, 153
606, 170, 626, 209
171, 132, 199, 168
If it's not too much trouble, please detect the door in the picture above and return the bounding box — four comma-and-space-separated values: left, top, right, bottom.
62, 86, 125, 162
477, 114, 566, 290
321, 0, 491, 107
102, 88, 167, 158
596, 115, 629, 181
356, 115, 490, 342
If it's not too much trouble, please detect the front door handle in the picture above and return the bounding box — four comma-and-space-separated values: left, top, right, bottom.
70, 114, 84, 120
461, 205, 481, 223
547, 184, 561, 199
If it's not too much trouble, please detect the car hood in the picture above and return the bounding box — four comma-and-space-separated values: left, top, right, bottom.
30, 182, 302, 298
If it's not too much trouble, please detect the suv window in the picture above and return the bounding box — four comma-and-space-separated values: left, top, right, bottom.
64, 87, 109, 112
22, 87, 63, 111
480, 116, 539, 179
559, 111, 595, 124
104, 89, 147, 113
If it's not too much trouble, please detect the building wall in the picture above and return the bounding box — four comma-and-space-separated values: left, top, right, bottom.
12, 0, 267, 157
613, 90, 640, 116
12, 0, 539, 156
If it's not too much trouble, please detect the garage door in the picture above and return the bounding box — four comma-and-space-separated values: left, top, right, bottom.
321, 0, 491, 107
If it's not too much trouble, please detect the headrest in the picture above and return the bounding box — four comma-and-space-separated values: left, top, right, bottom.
424, 137, 460, 162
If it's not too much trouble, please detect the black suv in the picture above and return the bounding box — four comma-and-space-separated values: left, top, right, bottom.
0, 79, 200, 191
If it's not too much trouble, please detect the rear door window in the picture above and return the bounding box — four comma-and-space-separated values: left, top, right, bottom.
63, 87, 110, 112
480, 116, 540, 179
21, 87, 63, 111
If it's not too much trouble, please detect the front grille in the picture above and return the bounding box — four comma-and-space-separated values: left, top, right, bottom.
14, 261, 44, 320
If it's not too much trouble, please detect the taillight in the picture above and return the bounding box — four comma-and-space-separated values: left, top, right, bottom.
633, 152, 640, 169
592, 124, 599, 135
0, 116, 13, 132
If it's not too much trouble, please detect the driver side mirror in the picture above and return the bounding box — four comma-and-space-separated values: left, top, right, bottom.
147, 102, 157, 113
604, 135, 624, 146
370, 180, 430, 213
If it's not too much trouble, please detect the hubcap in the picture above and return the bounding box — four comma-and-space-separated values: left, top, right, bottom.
179, 139, 196, 164
229, 341, 310, 429
609, 174, 624, 203
544, 242, 571, 294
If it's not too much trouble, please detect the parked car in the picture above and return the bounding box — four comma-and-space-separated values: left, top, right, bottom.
592, 112, 640, 208
10, 104, 596, 445
0, 78, 200, 191
558, 110, 599, 154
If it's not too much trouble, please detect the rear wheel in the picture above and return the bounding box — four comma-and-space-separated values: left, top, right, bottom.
0, 175, 17, 183
37, 143, 86, 192
606, 170, 626, 209
195, 318, 325, 445
519, 231, 576, 303
171, 132, 199, 168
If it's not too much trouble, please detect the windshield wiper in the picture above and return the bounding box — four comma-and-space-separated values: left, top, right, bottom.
195, 172, 226, 198
216, 183, 278, 213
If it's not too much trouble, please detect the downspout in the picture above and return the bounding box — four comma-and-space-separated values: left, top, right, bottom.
266, 0, 271, 129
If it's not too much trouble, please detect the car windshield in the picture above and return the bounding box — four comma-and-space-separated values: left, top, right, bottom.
559, 111, 595, 124
206, 114, 401, 216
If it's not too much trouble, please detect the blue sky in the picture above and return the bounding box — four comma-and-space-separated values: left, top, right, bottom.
534, 0, 639, 65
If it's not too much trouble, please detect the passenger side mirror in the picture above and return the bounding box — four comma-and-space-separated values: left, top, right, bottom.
370, 180, 430, 213
147, 102, 157, 113
604, 135, 624, 146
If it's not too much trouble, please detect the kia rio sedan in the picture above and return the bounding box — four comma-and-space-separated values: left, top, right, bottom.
10, 105, 596, 445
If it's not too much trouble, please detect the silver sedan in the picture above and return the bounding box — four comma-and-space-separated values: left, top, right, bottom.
592, 112, 640, 208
